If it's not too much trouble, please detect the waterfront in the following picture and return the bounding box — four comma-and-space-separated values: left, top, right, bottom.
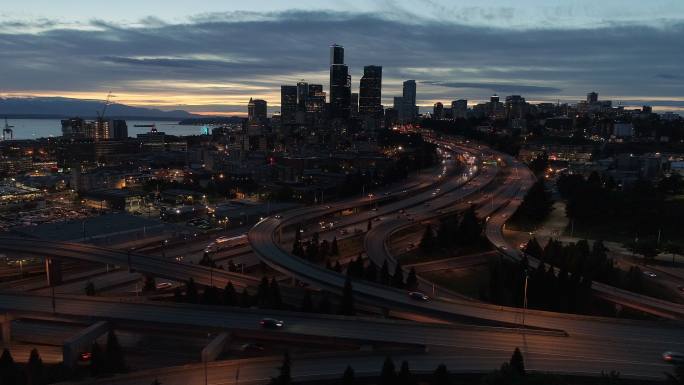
2, 119, 207, 140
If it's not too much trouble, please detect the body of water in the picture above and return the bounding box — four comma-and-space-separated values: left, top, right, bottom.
2, 119, 208, 140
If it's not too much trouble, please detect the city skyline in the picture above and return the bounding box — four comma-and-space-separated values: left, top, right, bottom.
1, 1, 683, 115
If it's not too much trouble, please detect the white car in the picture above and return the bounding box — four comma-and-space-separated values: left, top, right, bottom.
408, 291, 429, 301
643, 271, 657, 278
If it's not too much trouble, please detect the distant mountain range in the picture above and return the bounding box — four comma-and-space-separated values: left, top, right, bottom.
0, 97, 199, 119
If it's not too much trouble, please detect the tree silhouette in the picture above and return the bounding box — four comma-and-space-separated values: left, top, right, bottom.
341, 365, 355, 385
0, 348, 18, 385
398, 361, 417, 385
25, 348, 44, 385
339, 276, 356, 316
300, 290, 313, 312
90, 342, 105, 377
379, 356, 396, 385
431, 364, 451, 385
509, 347, 525, 376
406, 267, 418, 290
106, 330, 126, 373
185, 278, 198, 303
391, 263, 405, 289
269, 351, 291, 385
223, 281, 237, 306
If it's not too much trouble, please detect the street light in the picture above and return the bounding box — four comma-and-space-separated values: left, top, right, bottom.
522, 269, 529, 330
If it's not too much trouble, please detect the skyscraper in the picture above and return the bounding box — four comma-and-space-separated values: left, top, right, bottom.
329, 44, 351, 119
306, 84, 325, 113
248, 98, 267, 122
359, 65, 383, 121
587, 91, 598, 104
111, 120, 128, 139
433, 102, 444, 120
280, 85, 298, 124
297, 81, 309, 112
350, 93, 359, 117
402, 80, 417, 122
451, 100, 468, 119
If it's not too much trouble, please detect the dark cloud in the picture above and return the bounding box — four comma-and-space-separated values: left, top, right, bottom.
422, 81, 562, 94
0, 10, 682, 110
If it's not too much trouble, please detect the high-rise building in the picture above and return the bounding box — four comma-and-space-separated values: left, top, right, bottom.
329, 44, 351, 119
402, 80, 417, 122
306, 84, 325, 113
433, 102, 444, 120
359, 65, 383, 122
61, 117, 86, 139
248, 98, 268, 122
505, 95, 527, 119
451, 100, 468, 119
297, 81, 309, 112
587, 91, 598, 104
351, 93, 359, 117
280, 85, 298, 124
111, 120, 128, 139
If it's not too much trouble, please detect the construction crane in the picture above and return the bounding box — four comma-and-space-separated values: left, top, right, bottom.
96, 91, 113, 121
2, 117, 13, 140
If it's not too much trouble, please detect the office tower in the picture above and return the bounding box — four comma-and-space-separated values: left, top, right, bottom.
297, 81, 309, 112
61, 117, 86, 138
451, 99, 468, 119
281, 85, 298, 124
490, 94, 500, 104
402, 80, 417, 121
505, 95, 527, 119
329, 44, 351, 119
488, 94, 505, 119
111, 120, 128, 139
433, 102, 444, 120
351, 93, 359, 117
248, 98, 268, 122
587, 91, 598, 104
359, 65, 383, 120
306, 84, 326, 113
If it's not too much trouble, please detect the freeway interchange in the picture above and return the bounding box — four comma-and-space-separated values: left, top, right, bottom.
0, 136, 683, 383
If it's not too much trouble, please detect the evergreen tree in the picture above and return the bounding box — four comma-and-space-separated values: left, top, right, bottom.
523, 238, 544, 261
391, 263, 405, 289
379, 356, 396, 385
26, 348, 44, 385
0, 348, 18, 385
380, 261, 391, 285
364, 262, 378, 282
106, 330, 126, 373
398, 361, 417, 385
420, 224, 436, 252
257, 277, 271, 307
334, 261, 343, 273
143, 274, 156, 292
431, 364, 451, 385
85, 281, 96, 296
150, 379, 162, 385
185, 278, 198, 304
339, 276, 356, 315
240, 288, 252, 308
292, 240, 304, 258
331, 237, 339, 255
367, 219, 372, 231
341, 365, 355, 385
223, 281, 237, 306
270, 278, 283, 310
318, 292, 332, 314
202, 286, 221, 305
457, 206, 482, 245
509, 347, 525, 376
90, 342, 105, 377
406, 267, 418, 290
269, 351, 292, 385
300, 290, 313, 312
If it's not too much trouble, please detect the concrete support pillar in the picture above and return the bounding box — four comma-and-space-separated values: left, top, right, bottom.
0, 314, 12, 343
63, 321, 110, 368
201, 332, 230, 362
45, 257, 63, 286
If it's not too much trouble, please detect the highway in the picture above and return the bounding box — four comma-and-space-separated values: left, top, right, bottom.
0, 292, 681, 381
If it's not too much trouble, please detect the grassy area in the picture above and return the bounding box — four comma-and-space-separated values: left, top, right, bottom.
338, 234, 364, 257
398, 244, 489, 265
421, 265, 490, 299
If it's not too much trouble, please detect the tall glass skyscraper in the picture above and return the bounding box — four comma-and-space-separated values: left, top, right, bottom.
280, 85, 298, 124
329, 44, 351, 119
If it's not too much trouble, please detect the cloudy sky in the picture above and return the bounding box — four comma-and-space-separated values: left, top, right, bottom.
1, 0, 683, 115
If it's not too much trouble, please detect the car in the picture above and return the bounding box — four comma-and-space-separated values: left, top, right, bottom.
662, 351, 684, 364
643, 271, 657, 278
408, 291, 430, 301
374, 217, 381, 222
678, 286, 684, 292
260, 318, 284, 329
274, 215, 282, 219
240, 343, 265, 353
77, 352, 92, 366
156, 282, 172, 289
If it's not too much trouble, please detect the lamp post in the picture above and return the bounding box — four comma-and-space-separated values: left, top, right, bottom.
522, 269, 529, 331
